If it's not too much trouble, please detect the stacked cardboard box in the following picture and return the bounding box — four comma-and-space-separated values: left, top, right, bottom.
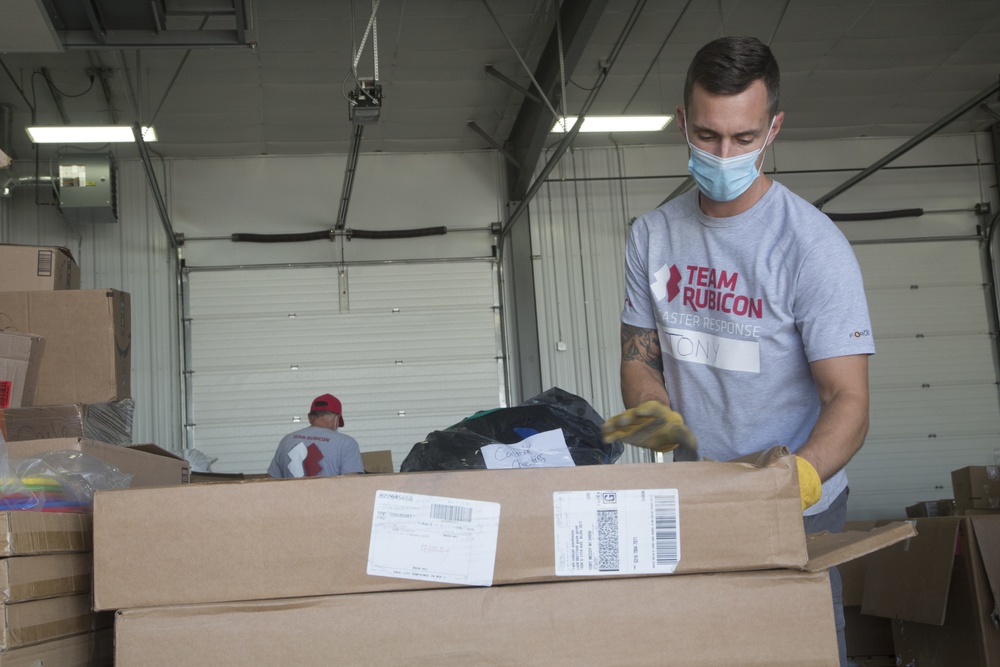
0, 243, 186, 664
951, 466, 1000, 513
0, 510, 111, 663
94, 449, 912, 666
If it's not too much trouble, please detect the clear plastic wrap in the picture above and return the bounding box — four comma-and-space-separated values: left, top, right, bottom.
400, 387, 624, 472
0, 399, 134, 445
0, 429, 132, 512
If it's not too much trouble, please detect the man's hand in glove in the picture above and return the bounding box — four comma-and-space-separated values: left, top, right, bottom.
601, 400, 697, 453
796, 456, 822, 511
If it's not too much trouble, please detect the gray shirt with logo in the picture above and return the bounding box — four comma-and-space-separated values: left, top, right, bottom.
267, 425, 365, 478
622, 182, 874, 515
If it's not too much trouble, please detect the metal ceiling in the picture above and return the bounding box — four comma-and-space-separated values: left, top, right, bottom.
0, 0, 998, 166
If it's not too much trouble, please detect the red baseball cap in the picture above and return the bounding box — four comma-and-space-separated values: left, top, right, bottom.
310, 393, 344, 426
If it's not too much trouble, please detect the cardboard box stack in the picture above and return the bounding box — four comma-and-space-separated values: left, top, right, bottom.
93, 448, 913, 666
0, 243, 187, 664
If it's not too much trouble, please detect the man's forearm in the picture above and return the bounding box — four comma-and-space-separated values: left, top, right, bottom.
619, 323, 671, 409
621, 360, 671, 409
797, 355, 871, 482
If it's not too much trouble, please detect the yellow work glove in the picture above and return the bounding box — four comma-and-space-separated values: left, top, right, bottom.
796, 456, 822, 511
601, 401, 697, 453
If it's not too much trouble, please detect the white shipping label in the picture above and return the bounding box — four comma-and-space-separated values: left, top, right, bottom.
481, 428, 576, 469
367, 490, 501, 586
553, 489, 680, 576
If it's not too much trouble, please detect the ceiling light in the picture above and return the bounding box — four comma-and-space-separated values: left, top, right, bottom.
26, 126, 158, 143
550, 115, 673, 133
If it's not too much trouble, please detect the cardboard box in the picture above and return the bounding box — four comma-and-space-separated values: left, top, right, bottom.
0, 332, 43, 409
0, 400, 134, 445
952, 466, 1000, 510
94, 451, 809, 610
838, 522, 896, 658
862, 516, 1000, 666
0, 512, 92, 557
0, 245, 80, 291
361, 449, 393, 474
0, 629, 113, 667
905, 498, 955, 518
115, 571, 840, 667
7, 439, 189, 487
0, 290, 130, 405
0, 594, 109, 649
0, 554, 91, 603
112, 524, 914, 667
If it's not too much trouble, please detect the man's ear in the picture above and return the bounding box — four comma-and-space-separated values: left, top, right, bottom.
767, 110, 785, 145
676, 105, 686, 136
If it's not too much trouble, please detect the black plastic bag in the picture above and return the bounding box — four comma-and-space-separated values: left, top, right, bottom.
400, 387, 623, 472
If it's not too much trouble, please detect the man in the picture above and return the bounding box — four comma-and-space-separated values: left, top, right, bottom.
268, 393, 365, 478
603, 36, 874, 666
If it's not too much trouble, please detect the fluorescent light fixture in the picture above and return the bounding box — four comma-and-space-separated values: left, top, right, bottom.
26, 126, 158, 143
550, 115, 672, 133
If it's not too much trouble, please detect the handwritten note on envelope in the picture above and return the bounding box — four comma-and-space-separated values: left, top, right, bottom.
481, 428, 576, 469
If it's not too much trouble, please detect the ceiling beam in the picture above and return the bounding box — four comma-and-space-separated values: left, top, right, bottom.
503, 0, 609, 201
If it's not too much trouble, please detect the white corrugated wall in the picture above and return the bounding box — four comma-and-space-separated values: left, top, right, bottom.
1, 158, 182, 451
529, 132, 1000, 518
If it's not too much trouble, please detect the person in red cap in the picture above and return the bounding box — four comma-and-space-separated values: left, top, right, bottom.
267, 393, 365, 478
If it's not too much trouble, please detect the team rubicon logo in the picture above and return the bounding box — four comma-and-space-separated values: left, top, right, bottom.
652, 263, 763, 318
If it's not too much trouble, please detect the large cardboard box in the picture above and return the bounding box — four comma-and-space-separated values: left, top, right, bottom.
0, 400, 134, 445
0, 629, 113, 667
0, 245, 80, 291
7, 438, 189, 487
0, 594, 109, 650
116, 571, 840, 667
952, 466, 1000, 510
862, 516, 1000, 666
94, 451, 809, 610
0, 290, 130, 405
0, 553, 91, 602
0, 512, 92, 557
0, 332, 43, 409
112, 524, 914, 667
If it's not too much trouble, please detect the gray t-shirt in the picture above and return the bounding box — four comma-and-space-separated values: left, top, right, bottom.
622, 182, 875, 515
267, 425, 365, 478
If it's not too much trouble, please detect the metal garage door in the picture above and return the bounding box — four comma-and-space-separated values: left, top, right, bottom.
183, 261, 504, 473
847, 240, 1000, 519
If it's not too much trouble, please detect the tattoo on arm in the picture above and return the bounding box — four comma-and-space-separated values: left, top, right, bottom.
621, 324, 663, 372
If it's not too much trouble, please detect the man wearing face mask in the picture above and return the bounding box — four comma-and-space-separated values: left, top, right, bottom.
602, 36, 873, 666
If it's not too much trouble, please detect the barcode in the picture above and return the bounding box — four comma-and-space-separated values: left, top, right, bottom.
0, 382, 10, 409
430, 503, 472, 522
653, 494, 679, 565
597, 509, 619, 571
36, 250, 53, 277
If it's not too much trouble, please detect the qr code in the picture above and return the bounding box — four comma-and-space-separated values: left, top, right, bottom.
597, 509, 619, 572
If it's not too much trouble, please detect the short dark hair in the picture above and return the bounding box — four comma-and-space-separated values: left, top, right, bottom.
684, 36, 780, 118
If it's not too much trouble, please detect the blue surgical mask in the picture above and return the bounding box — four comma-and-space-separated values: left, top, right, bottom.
685, 116, 775, 202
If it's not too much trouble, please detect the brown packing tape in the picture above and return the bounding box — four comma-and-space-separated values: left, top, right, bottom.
1, 594, 100, 649
0, 554, 92, 603
0, 513, 93, 557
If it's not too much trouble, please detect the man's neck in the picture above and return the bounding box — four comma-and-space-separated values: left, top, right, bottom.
698, 174, 773, 218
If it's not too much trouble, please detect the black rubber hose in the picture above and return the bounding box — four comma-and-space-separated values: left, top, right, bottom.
230, 230, 332, 243
826, 208, 924, 222
350, 226, 448, 239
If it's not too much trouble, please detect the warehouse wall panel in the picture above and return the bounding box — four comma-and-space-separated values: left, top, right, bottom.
185, 261, 503, 473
